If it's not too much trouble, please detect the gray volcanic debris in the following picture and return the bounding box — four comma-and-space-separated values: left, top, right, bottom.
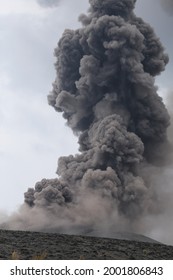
3, 0, 172, 240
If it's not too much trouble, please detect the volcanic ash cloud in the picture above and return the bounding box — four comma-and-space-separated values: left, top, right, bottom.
5, 0, 172, 236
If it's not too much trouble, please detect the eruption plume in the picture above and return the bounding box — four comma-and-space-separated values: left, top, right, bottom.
4, 0, 172, 239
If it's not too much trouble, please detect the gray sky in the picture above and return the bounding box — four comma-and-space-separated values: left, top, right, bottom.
0, 0, 172, 215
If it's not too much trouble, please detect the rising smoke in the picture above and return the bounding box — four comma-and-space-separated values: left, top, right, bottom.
3, 0, 173, 241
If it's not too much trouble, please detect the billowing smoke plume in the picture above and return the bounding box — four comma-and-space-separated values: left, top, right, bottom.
3, 0, 172, 240
160, 0, 173, 15
37, 0, 61, 8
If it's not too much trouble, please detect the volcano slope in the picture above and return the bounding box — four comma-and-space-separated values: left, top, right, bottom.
0, 229, 173, 260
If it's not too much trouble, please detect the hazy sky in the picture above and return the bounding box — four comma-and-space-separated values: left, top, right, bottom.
0, 0, 172, 214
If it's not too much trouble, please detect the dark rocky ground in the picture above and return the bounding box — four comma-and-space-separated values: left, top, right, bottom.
0, 229, 173, 259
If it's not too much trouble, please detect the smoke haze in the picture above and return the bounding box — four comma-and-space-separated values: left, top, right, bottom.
37, 0, 61, 8
160, 0, 173, 15
2, 0, 173, 244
